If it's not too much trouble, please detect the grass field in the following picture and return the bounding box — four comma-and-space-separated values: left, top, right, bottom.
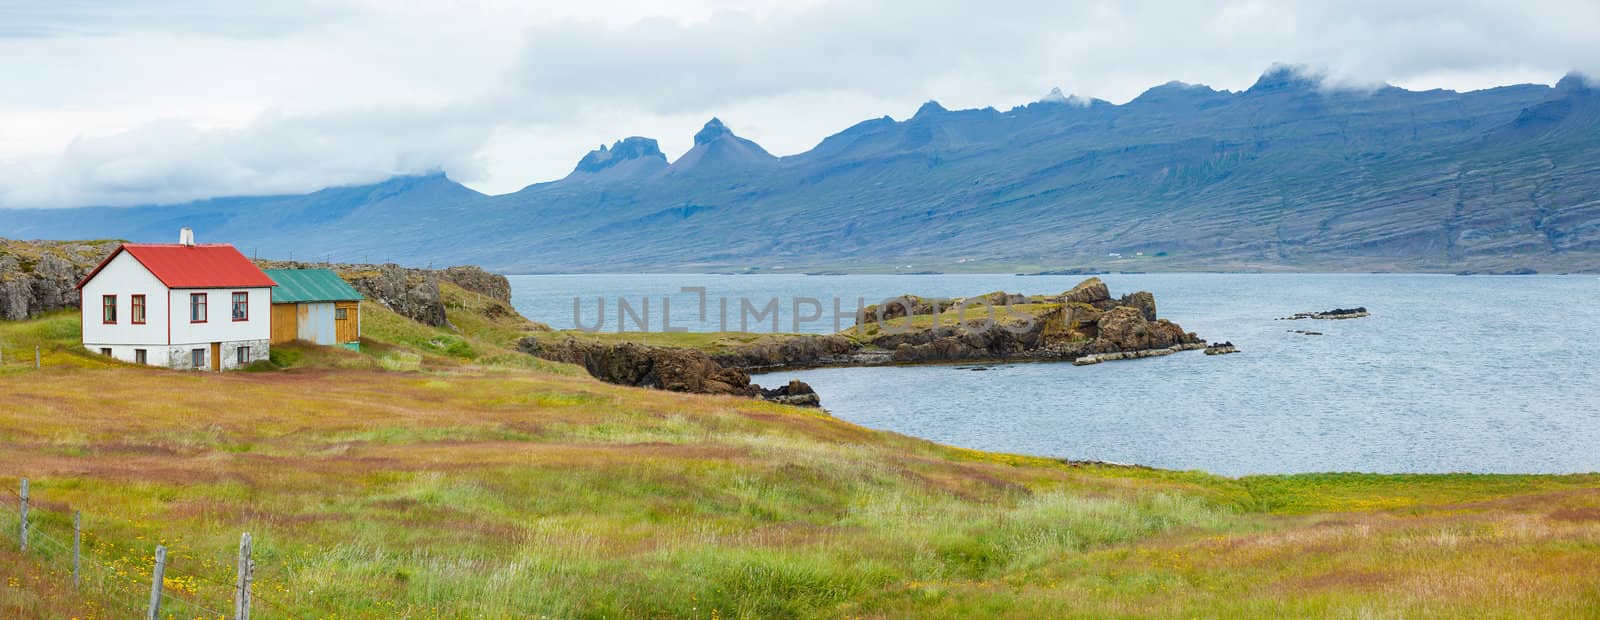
2, 304, 1599, 618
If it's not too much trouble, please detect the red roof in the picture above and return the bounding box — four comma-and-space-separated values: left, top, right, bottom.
76, 244, 277, 289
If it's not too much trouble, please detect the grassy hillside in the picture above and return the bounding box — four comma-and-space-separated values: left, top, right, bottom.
2, 304, 1599, 617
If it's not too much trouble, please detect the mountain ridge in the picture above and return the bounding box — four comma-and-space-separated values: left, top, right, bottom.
3, 66, 1598, 273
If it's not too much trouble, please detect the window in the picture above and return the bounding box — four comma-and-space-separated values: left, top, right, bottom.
100, 348, 112, 356
232, 292, 249, 321
237, 346, 249, 365
134, 349, 147, 365
102, 295, 116, 324
191, 348, 205, 368
131, 295, 146, 324
190, 293, 207, 323
335, 307, 349, 321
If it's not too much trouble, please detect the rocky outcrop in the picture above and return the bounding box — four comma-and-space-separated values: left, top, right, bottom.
1061, 277, 1112, 305
859, 291, 1029, 323
1119, 291, 1157, 321
1090, 306, 1195, 353
841, 278, 1198, 367
519, 277, 1204, 403
1204, 341, 1239, 355
518, 337, 821, 407
348, 265, 447, 326
634, 278, 1198, 374
0, 239, 123, 320
760, 380, 820, 407
710, 334, 863, 370
439, 266, 512, 303
1279, 307, 1369, 320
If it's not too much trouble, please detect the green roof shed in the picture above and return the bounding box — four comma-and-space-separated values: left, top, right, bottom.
265, 269, 363, 350
264, 269, 363, 303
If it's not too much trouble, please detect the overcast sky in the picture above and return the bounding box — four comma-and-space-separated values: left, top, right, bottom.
2, 0, 1597, 208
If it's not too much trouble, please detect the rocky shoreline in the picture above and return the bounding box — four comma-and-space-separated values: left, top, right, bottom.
517, 337, 820, 406
522, 277, 1210, 402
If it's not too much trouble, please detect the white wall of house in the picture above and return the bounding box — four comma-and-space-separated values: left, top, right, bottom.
167, 287, 272, 370
168, 288, 271, 345
80, 252, 170, 366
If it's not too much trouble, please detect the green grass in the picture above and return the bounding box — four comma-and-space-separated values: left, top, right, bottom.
2, 309, 1599, 618
0, 310, 120, 374
522, 328, 794, 354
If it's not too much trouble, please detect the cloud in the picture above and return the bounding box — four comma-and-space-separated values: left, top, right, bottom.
1, 0, 1598, 207
0, 105, 492, 207
0, 0, 349, 39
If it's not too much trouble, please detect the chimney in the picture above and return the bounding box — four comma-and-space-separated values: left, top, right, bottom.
179, 227, 195, 246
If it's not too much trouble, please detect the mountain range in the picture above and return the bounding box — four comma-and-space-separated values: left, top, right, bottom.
3, 66, 1598, 273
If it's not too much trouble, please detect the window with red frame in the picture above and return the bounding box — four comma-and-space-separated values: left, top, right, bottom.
232, 292, 248, 321
190, 293, 207, 323
131, 294, 146, 324
102, 295, 116, 323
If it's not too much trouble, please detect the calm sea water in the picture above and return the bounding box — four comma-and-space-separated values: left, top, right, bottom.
508, 273, 1600, 476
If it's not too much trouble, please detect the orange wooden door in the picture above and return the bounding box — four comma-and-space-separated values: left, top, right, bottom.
271, 304, 299, 344
210, 342, 221, 371
334, 302, 360, 343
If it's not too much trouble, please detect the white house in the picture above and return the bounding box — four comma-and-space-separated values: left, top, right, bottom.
76, 229, 276, 371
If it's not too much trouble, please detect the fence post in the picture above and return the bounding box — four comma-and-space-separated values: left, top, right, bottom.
147, 545, 166, 620
73, 511, 82, 588
35, 345, 41, 369
18, 478, 28, 552
234, 532, 253, 620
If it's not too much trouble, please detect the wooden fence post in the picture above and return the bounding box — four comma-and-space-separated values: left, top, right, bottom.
147, 545, 166, 620
18, 478, 27, 552
73, 511, 82, 588
234, 532, 253, 620
35, 345, 41, 369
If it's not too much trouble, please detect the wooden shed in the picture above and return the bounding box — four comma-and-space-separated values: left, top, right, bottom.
264, 269, 363, 350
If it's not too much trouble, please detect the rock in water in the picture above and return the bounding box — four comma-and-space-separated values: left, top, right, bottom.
1092, 306, 1194, 353
1204, 341, 1239, 355
1279, 307, 1369, 320
760, 380, 822, 407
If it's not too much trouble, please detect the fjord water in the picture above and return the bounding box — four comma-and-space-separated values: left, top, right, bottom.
508, 273, 1600, 476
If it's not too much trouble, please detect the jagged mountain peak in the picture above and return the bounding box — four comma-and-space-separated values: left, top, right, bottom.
913, 100, 948, 117
572, 137, 667, 177
1037, 87, 1095, 107
694, 117, 734, 146
671, 118, 775, 173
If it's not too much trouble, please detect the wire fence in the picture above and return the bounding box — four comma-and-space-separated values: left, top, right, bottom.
2, 478, 302, 619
